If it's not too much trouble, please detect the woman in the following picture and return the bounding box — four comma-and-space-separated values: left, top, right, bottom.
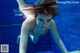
17, 0, 68, 53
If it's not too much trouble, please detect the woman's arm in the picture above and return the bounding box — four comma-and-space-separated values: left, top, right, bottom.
16, 0, 35, 19
50, 20, 68, 53
19, 20, 31, 53
17, 0, 28, 8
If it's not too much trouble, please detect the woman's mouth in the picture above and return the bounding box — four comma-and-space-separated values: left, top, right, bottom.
42, 26, 46, 28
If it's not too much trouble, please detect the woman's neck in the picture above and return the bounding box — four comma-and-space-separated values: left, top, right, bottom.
33, 25, 46, 35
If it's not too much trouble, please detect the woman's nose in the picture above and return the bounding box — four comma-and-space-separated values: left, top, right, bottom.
42, 22, 47, 27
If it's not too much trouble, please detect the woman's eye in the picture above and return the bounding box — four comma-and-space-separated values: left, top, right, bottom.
39, 19, 43, 21
47, 20, 51, 22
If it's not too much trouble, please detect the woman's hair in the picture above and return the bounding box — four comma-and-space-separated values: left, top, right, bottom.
21, 0, 58, 18
32, 0, 58, 16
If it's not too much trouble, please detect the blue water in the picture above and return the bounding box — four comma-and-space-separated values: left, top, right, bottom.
0, 0, 80, 53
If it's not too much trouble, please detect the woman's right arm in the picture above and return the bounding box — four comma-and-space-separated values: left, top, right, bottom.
19, 20, 30, 53
19, 15, 35, 53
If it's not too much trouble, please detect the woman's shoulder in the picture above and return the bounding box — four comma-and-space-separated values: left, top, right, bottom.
49, 20, 56, 29
22, 18, 36, 29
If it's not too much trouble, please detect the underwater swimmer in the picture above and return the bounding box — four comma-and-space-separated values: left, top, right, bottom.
17, 0, 68, 53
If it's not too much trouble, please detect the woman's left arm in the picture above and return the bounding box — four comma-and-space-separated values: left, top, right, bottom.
50, 20, 68, 53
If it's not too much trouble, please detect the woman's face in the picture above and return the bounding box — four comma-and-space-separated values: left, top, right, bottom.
36, 13, 52, 29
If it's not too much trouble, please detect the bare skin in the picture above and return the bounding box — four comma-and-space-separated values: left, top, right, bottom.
17, 0, 68, 53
